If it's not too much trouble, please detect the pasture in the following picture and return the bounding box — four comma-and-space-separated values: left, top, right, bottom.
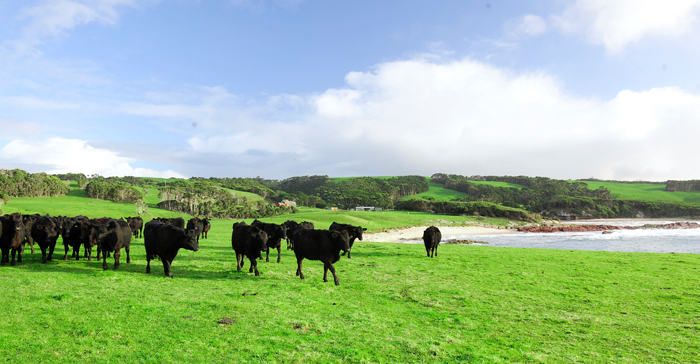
1, 216, 699, 363
575, 181, 700, 204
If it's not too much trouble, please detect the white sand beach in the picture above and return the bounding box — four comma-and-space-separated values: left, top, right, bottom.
363, 225, 516, 243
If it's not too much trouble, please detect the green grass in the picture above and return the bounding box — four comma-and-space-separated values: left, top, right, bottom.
1, 217, 698, 363
400, 180, 468, 201
575, 181, 700, 204
1, 189, 699, 362
468, 180, 526, 189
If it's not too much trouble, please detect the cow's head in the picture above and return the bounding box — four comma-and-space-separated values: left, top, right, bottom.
333, 230, 351, 254
182, 228, 200, 252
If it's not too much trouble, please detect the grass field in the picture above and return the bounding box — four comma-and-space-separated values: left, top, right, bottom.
2, 215, 698, 363
575, 181, 700, 204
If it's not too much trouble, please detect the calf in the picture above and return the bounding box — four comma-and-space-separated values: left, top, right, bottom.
423, 226, 442, 258
31, 215, 60, 264
144, 220, 199, 278
202, 218, 211, 239
293, 229, 350, 285
231, 222, 268, 276
251, 220, 287, 263
0, 213, 25, 266
329, 222, 366, 259
97, 219, 132, 270
186, 217, 204, 241
21, 214, 40, 254
126, 216, 144, 239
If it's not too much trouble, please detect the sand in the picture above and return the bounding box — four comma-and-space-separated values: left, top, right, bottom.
363, 225, 516, 243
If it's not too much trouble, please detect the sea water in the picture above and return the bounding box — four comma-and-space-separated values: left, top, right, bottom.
447, 220, 700, 254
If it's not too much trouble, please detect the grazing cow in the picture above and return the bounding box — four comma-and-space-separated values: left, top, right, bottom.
126, 216, 144, 239
63, 216, 90, 260
154, 217, 186, 229
97, 219, 132, 270
231, 222, 269, 276
31, 215, 60, 264
251, 220, 287, 263
422, 226, 441, 258
144, 220, 199, 278
202, 218, 211, 239
186, 217, 204, 241
0, 213, 25, 266
21, 214, 40, 254
329, 222, 367, 259
293, 229, 350, 285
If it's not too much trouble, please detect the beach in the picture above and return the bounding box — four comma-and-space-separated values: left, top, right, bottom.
363, 225, 515, 243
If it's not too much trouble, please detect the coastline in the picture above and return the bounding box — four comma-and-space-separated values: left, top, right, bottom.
363, 225, 516, 243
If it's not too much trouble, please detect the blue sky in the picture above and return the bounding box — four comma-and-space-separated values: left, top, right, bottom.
1, 0, 700, 180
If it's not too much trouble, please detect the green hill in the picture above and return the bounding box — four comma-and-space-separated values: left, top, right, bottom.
574, 181, 700, 204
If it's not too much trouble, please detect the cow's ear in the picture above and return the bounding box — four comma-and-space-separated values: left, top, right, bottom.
363, 228, 367, 231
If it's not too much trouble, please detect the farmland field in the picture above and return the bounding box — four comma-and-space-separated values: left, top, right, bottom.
575, 181, 700, 204
1, 195, 699, 362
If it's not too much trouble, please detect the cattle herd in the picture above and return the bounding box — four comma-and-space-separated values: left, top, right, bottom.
0, 212, 443, 285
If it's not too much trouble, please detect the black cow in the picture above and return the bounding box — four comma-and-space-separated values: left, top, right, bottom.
293, 229, 350, 285
251, 220, 287, 263
423, 226, 442, 258
21, 214, 40, 254
231, 222, 268, 276
329, 222, 366, 259
144, 220, 199, 278
31, 215, 60, 264
186, 217, 204, 241
126, 216, 144, 239
85, 217, 113, 261
283, 220, 314, 250
202, 218, 211, 239
97, 219, 132, 270
63, 216, 89, 261
0, 213, 25, 266
154, 217, 185, 229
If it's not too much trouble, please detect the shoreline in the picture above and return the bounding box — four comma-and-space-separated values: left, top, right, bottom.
363, 225, 516, 243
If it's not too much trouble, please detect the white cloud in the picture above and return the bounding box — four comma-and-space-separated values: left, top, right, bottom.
513, 14, 547, 36
172, 56, 700, 180
554, 0, 700, 52
7, 0, 141, 56
0, 137, 186, 178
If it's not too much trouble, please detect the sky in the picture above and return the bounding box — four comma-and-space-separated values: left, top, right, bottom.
1, 0, 700, 181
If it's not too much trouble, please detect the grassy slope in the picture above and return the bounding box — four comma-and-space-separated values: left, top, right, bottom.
1, 217, 698, 363
575, 181, 700, 204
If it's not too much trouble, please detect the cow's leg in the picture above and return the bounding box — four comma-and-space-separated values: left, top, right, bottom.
236, 254, 241, 272
125, 246, 131, 263
162, 259, 173, 278
250, 258, 260, 276
41, 246, 48, 264
265, 249, 270, 263
276, 246, 281, 263
0, 249, 6, 265
434, 245, 438, 257
47, 243, 55, 261
113, 249, 121, 270
296, 258, 305, 279
84, 245, 89, 258
102, 251, 108, 270
86, 246, 92, 261
323, 264, 328, 282
325, 261, 340, 285
74, 246, 80, 261
10, 248, 17, 266
63, 243, 69, 260
16, 248, 22, 263
146, 254, 151, 274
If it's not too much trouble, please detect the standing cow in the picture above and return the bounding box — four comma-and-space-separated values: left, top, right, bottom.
329, 222, 366, 259
283, 220, 314, 250
186, 217, 204, 242
97, 219, 132, 270
144, 220, 199, 278
202, 218, 211, 239
63, 216, 90, 260
1, 213, 25, 266
21, 214, 40, 254
423, 226, 442, 258
231, 222, 268, 276
126, 217, 144, 239
154, 217, 185, 229
31, 215, 60, 264
293, 229, 350, 286
251, 220, 287, 263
